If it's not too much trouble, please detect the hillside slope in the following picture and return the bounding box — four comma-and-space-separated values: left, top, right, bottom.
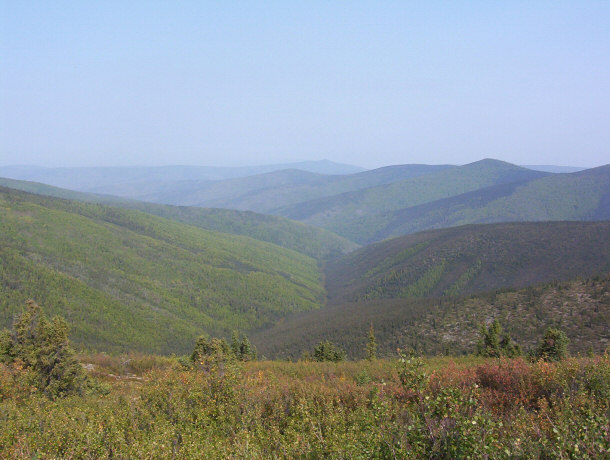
369, 165, 610, 241
254, 275, 609, 359
0, 177, 358, 261
279, 159, 549, 242
325, 221, 610, 304
0, 187, 326, 354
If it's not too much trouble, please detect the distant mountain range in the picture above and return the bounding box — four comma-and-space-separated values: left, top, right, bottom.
521, 165, 586, 173
358, 164, 610, 242
2, 159, 607, 245
0, 160, 365, 192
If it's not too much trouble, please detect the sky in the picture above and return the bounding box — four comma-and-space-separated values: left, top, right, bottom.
1, 1, 609, 169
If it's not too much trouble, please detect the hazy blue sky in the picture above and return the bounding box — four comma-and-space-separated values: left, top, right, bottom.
1, 1, 609, 168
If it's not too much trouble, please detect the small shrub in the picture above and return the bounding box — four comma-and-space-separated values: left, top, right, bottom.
1, 300, 88, 398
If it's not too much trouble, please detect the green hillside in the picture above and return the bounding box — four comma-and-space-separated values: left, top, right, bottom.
0, 177, 358, 261
369, 165, 610, 241
254, 274, 609, 359
0, 186, 326, 354
278, 159, 548, 242
325, 222, 610, 304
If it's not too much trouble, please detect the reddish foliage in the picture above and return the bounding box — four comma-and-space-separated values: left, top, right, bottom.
474, 358, 536, 412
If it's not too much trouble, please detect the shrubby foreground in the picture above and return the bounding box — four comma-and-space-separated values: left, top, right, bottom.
1, 352, 608, 458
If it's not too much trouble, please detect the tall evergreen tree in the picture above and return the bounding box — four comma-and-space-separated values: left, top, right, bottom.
230, 330, 240, 357
239, 335, 256, 361
365, 323, 377, 360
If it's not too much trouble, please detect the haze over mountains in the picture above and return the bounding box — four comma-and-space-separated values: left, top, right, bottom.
1, 157, 608, 357
2, 159, 607, 244
0, 160, 364, 192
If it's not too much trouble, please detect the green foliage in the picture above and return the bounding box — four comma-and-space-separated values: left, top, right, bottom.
0, 186, 326, 354
397, 348, 428, 394
1, 355, 609, 457
191, 335, 232, 362
0, 330, 13, 363
256, 275, 609, 360
477, 320, 522, 358
325, 221, 610, 304
238, 335, 256, 362
365, 324, 377, 360
1, 300, 87, 398
0, 175, 360, 261
534, 328, 570, 361
229, 331, 257, 361
281, 159, 549, 242
313, 341, 345, 362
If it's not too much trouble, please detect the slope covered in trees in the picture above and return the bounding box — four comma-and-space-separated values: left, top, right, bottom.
367, 164, 610, 241
325, 221, 610, 304
254, 275, 609, 360
278, 159, 549, 242
0, 178, 358, 261
0, 187, 325, 354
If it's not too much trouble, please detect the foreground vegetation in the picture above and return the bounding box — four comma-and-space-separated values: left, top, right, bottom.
1, 353, 608, 458
1, 303, 608, 458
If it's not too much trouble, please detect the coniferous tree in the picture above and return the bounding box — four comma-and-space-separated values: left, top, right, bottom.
313, 341, 345, 362
534, 328, 569, 361
230, 330, 240, 357
1, 300, 87, 398
239, 335, 257, 361
477, 320, 522, 358
365, 324, 377, 360
477, 320, 502, 358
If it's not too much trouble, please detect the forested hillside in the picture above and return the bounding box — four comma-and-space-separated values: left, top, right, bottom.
278, 159, 549, 242
368, 164, 610, 241
0, 187, 326, 354
255, 275, 609, 359
0, 178, 358, 261
325, 221, 610, 304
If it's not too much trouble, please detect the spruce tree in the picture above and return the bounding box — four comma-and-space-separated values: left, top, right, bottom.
230, 330, 240, 357
239, 335, 256, 361
534, 328, 569, 361
3, 300, 87, 398
365, 324, 377, 360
